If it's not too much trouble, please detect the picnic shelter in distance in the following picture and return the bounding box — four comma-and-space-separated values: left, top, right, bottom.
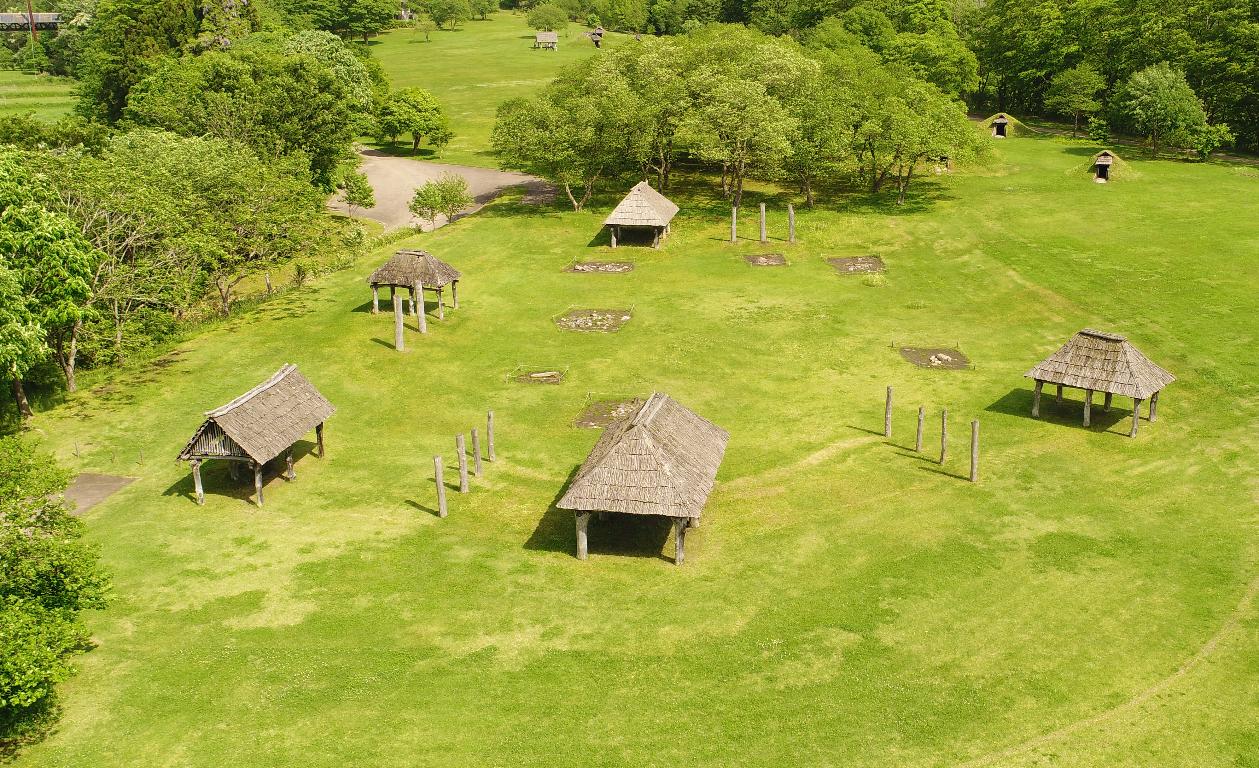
178, 364, 335, 506
557, 393, 729, 565
533, 31, 558, 49
604, 181, 679, 248
368, 249, 462, 321
1025, 329, 1175, 437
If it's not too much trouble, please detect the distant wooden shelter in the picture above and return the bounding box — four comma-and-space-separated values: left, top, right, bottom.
1093, 150, 1116, 182
557, 393, 729, 565
533, 31, 558, 50
0, 12, 59, 32
178, 364, 335, 506
1025, 329, 1174, 437
604, 181, 679, 248
368, 249, 461, 320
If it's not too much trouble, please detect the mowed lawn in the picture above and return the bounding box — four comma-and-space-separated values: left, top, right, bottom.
0, 69, 76, 120
16, 136, 1259, 767
368, 13, 623, 166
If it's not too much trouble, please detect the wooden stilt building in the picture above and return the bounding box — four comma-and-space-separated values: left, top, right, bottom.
178, 364, 335, 506
557, 393, 729, 565
368, 249, 462, 321
1025, 329, 1174, 437
604, 181, 679, 249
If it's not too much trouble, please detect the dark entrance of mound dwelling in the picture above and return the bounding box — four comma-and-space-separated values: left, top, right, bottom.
992, 114, 1009, 138
1093, 151, 1114, 183
899, 347, 971, 370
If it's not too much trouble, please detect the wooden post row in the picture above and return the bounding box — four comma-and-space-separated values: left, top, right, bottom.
416, 281, 427, 334
940, 409, 948, 465
884, 386, 893, 438
434, 455, 448, 518
393, 293, 404, 352
788, 204, 796, 243
471, 428, 482, 476
487, 410, 496, 461
915, 406, 924, 452
456, 434, 469, 493
730, 207, 737, 242
759, 203, 767, 243
970, 420, 979, 483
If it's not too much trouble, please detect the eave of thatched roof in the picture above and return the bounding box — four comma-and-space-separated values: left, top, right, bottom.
557, 393, 729, 519
1024, 329, 1175, 399
178, 364, 335, 464
368, 250, 461, 289
604, 182, 679, 228
536, 31, 558, 42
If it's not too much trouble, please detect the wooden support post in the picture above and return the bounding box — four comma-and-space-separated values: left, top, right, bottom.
408, 286, 416, 316
393, 293, 404, 352
487, 410, 496, 461
371, 285, 379, 314
1130, 399, 1143, 437
1032, 380, 1043, 418
1104, 392, 1113, 412
437, 289, 445, 321
228, 460, 239, 481
416, 281, 427, 334
1056, 384, 1064, 403
915, 406, 924, 451
731, 207, 737, 242
390, 286, 395, 303
452, 281, 459, 309
253, 462, 264, 507
1149, 392, 1159, 422
758, 203, 767, 243
265, 272, 273, 295
191, 460, 204, 505
884, 386, 893, 438
434, 455, 447, 518
285, 451, 295, 481
471, 428, 482, 476
1083, 389, 1093, 427
787, 204, 796, 242
609, 226, 617, 248
940, 409, 948, 464
970, 420, 979, 482
316, 423, 325, 457
575, 512, 590, 560
674, 517, 687, 565
456, 434, 469, 493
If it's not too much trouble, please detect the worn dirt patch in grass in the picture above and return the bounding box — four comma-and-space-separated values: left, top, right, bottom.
513, 369, 565, 384
574, 398, 644, 428
746, 254, 787, 266
899, 347, 971, 369
828, 256, 886, 274
65, 473, 135, 515
555, 309, 632, 333
565, 261, 635, 274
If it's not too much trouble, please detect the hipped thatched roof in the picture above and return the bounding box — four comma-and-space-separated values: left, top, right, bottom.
557, 393, 729, 519
604, 182, 679, 228
1025, 329, 1175, 399
179, 364, 335, 464
368, 250, 461, 289
536, 31, 558, 42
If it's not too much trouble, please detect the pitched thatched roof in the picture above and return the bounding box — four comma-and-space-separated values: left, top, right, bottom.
1025, 329, 1175, 399
604, 182, 679, 228
1094, 150, 1116, 165
536, 31, 558, 43
980, 112, 1031, 135
368, 250, 461, 289
557, 393, 729, 519
178, 365, 335, 464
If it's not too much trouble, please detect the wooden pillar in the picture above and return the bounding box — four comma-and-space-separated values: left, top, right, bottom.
316, 423, 325, 457
1104, 392, 1113, 412
609, 226, 617, 248
437, 289, 445, 320
408, 285, 416, 316
228, 460, 239, 481
389, 286, 395, 303
393, 293, 404, 351
940, 409, 948, 464
575, 512, 590, 560
915, 406, 924, 451
1130, 399, 1143, 437
371, 285, 379, 314
884, 386, 893, 438
1083, 389, 1093, 427
1149, 392, 1159, 422
434, 455, 447, 518
452, 281, 459, 309
787, 204, 796, 242
487, 411, 496, 461
730, 207, 737, 242
265, 272, 273, 295
758, 203, 767, 243
652, 228, 661, 248
191, 460, 204, 505
253, 462, 264, 507
285, 451, 295, 480
673, 517, 687, 566
970, 420, 979, 482
471, 428, 482, 476
1056, 384, 1064, 403
416, 281, 427, 334
1031, 380, 1042, 418
456, 434, 469, 493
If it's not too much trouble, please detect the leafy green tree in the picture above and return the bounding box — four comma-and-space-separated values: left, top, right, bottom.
1190, 122, 1234, 160
339, 170, 376, 216
285, 0, 397, 41
884, 27, 978, 97
376, 87, 451, 153
409, 173, 474, 228
527, 2, 570, 30
284, 31, 378, 115
1119, 62, 1207, 156
15, 39, 50, 74
426, 0, 472, 28
0, 266, 44, 421
410, 12, 438, 40
1087, 117, 1110, 144
1044, 64, 1106, 136
470, 0, 497, 19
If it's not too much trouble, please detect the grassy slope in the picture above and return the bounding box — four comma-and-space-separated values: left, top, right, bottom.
15, 136, 1259, 767
366, 14, 622, 167
0, 70, 75, 120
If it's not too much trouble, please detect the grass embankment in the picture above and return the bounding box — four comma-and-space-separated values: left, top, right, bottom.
0, 70, 76, 120
14, 135, 1259, 767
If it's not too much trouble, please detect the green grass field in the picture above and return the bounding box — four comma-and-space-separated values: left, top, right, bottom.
368, 14, 623, 166
0, 70, 75, 120
15, 132, 1259, 766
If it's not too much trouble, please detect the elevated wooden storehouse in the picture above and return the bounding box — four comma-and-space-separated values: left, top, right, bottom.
1093, 150, 1116, 182
533, 31, 558, 49
368, 249, 461, 321
604, 181, 679, 248
178, 365, 335, 506
1025, 329, 1174, 437
557, 393, 729, 565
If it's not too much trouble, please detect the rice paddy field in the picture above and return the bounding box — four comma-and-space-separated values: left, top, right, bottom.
14, 17, 1259, 768
0, 70, 75, 120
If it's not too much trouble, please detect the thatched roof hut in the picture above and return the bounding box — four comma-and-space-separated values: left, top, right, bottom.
367, 249, 461, 320
603, 181, 679, 248
1025, 329, 1174, 436
980, 112, 1028, 138
178, 364, 335, 505
558, 392, 729, 564
534, 31, 558, 49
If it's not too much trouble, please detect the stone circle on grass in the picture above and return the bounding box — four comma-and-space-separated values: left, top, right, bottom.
555, 309, 632, 333
899, 346, 971, 370
828, 255, 886, 274
514, 370, 565, 384
565, 261, 635, 274
575, 398, 645, 428
745, 254, 787, 266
